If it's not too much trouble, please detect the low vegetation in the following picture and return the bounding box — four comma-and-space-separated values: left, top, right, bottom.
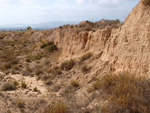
15, 99, 25, 108
1, 82, 16, 91
60, 59, 75, 71
49, 66, 62, 76
71, 80, 80, 88
44, 103, 67, 113
21, 81, 27, 88
33, 87, 38, 92
143, 0, 150, 6
81, 65, 91, 74
80, 52, 93, 62
91, 72, 150, 113
41, 41, 58, 52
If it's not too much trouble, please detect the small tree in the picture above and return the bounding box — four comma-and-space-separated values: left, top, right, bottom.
26, 26, 32, 30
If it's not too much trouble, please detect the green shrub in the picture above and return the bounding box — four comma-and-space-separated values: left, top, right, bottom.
33, 87, 38, 92
48, 44, 58, 52
41, 41, 54, 49
13, 80, 19, 87
143, 0, 150, 6
21, 82, 27, 88
34, 53, 43, 60
26, 26, 32, 30
1, 82, 16, 91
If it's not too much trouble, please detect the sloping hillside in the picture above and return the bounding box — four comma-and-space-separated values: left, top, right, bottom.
0, 0, 150, 113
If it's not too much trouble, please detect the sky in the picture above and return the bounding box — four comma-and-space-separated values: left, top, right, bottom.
0, 0, 140, 25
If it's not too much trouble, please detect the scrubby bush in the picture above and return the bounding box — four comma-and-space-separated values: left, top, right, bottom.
49, 66, 62, 75
71, 80, 79, 88
44, 79, 52, 85
44, 103, 67, 113
48, 44, 58, 52
40, 41, 58, 52
13, 80, 19, 87
15, 99, 25, 108
93, 72, 150, 113
81, 65, 91, 74
143, 0, 150, 6
60, 59, 75, 71
34, 53, 43, 60
21, 81, 27, 88
80, 52, 93, 62
1, 82, 16, 91
35, 69, 43, 76
41, 41, 54, 49
26, 26, 32, 30
33, 87, 38, 92
84, 25, 93, 31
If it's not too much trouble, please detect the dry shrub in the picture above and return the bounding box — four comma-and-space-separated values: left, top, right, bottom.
49, 66, 62, 75
1, 82, 16, 91
44, 103, 67, 113
71, 80, 80, 88
21, 81, 27, 88
84, 25, 93, 31
93, 72, 150, 113
80, 52, 93, 62
81, 65, 91, 74
15, 99, 25, 108
143, 0, 150, 6
60, 59, 75, 71
35, 69, 43, 76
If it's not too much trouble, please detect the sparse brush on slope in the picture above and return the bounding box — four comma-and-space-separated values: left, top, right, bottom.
143, 0, 150, 6
91, 72, 150, 113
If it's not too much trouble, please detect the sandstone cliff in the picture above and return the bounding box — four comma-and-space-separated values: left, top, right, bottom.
43, 0, 150, 76
1, 0, 150, 113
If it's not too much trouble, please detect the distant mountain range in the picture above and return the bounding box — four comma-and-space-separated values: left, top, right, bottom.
0, 21, 80, 30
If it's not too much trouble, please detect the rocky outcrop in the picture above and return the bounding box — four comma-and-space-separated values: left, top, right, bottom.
43, 0, 150, 76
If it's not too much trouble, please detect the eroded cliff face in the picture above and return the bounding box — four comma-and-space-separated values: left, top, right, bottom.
1, 1, 150, 112
42, 0, 150, 76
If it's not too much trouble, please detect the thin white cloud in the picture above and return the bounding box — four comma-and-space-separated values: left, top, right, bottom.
0, 0, 140, 25
77, 0, 120, 4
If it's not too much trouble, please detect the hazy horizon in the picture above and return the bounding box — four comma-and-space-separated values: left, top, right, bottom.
0, 0, 140, 26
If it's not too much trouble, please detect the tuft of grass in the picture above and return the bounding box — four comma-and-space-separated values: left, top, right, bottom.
44, 79, 52, 85
34, 53, 43, 60
143, 0, 150, 6
81, 65, 91, 74
49, 66, 62, 76
60, 59, 75, 71
15, 99, 25, 108
80, 52, 93, 62
44, 103, 67, 113
13, 80, 19, 87
40, 41, 54, 49
1, 82, 16, 91
71, 80, 79, 88
94, 72, 150, 113
48, 44, 58, 52
33, 87, 38, 92
21, 81, 27, 88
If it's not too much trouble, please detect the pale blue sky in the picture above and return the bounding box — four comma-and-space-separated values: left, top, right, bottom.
0, 0, 140, 25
